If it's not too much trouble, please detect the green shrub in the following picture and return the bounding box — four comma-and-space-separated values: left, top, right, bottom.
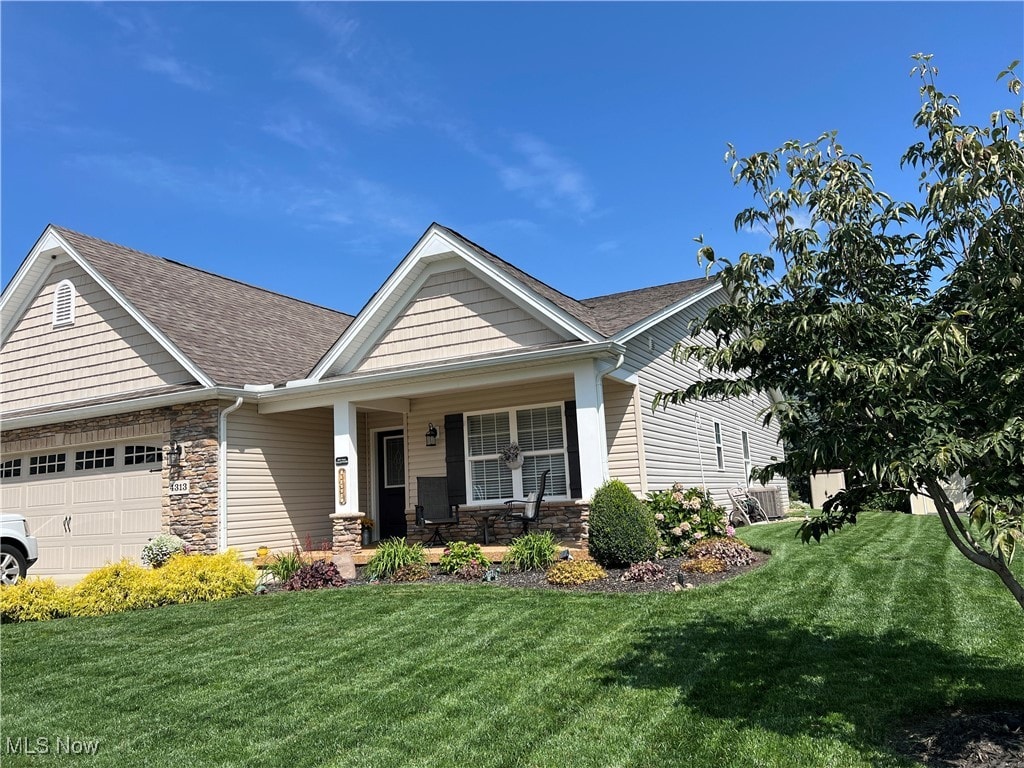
266, 550, 304, 583
149, 551, 256, 605
454, 561, 487, 581
863, 490, 910, 513
391, 563, 431, 582
365, 538, 427, 580
546, 560, 607, 585
438, 542, 491, 574
141, 534, 189, 568
589, 479, 659, 567
687, 536, 755, 568
646, 483, 729, 556
503, 531, 558, 572
0, 578, 73, 623
680, 556, 726, 574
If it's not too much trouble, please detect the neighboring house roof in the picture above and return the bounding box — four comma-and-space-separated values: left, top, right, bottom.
52, 227, 354, 386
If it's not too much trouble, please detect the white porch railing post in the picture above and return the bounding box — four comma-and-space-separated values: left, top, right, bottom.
572, 359, 609, 500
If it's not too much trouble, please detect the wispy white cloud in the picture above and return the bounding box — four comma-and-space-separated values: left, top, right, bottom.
141, 54, 211, 92
494, 134, 596, 217
294, 64, 401, 129
595, 239, 620, 253
71, 151, 423, 236
262, 113, 337, 153
297, 3, 361, 58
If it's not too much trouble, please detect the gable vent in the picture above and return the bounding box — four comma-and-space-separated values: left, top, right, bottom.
52, 279, 76, 327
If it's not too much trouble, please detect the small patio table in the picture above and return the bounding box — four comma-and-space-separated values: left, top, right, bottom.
465, 509, 504, 545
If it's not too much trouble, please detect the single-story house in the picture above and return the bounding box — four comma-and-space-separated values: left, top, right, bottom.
0, 223, 788, 579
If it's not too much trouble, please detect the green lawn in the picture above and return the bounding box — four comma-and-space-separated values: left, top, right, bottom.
3, 513, 1022, 767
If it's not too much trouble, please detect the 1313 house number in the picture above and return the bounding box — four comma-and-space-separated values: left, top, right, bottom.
169, 480, 190, 495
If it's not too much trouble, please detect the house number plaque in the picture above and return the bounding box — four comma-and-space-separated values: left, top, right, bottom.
169, 480, 190, 496
337, 468, 347, 505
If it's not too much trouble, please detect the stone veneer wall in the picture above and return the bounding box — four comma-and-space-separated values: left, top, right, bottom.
1, 399, 222, 552
405, 502, 590, 548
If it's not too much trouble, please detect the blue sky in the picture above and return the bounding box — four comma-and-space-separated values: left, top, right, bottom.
3, 2, 1021, 313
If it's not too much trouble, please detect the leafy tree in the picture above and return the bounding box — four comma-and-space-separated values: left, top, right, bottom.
656, 55, 1024, 609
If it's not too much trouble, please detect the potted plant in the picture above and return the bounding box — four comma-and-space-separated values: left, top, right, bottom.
360, 515, 374, 547
501, 442, 523, 470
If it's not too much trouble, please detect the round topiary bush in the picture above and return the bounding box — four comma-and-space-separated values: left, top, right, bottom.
588, 479, 659, 567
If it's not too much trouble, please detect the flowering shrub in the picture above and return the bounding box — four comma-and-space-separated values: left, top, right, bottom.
438, 542, 491, 574
453, 561, 488, 581
686, 537, 755, 568
141, 534, 189, 568
646, 484, 729, 556
621, 560, 666, 583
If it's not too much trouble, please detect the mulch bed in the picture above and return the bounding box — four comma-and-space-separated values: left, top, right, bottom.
348, 550, 769, 594
890, 708, 1024, 768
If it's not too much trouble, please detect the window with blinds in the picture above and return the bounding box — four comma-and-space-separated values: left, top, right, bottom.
465, 404, 568, 503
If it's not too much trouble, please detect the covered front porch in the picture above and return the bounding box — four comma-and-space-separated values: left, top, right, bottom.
258, 351, 641, 560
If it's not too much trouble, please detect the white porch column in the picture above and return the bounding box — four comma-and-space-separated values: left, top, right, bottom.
332, 399, 360, 516
572, 359, 609, 500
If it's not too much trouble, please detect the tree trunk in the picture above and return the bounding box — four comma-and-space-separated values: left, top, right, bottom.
924, 479, 1024, 611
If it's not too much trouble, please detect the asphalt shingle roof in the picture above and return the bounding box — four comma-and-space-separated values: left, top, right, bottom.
54, 226, 354, 386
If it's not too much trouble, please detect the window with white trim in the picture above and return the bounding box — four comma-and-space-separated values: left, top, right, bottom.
741, 431, 752, 482
465, 404, 569, 503
125, 445, 163, 466
52, 279, 76, 327
714, 421, 725, 470
1, 459, 21, 478
75, 447, 115, 471
29, 453, 66, 475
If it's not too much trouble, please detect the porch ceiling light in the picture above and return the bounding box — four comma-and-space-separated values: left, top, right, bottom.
425, 423, 438, 447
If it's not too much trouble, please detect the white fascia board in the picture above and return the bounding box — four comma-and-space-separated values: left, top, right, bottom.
309, 225, 602, 380
0, 387, 250, 431
612, 280, 726, 344
260, 341, 626, 414
0, 229, 66, 345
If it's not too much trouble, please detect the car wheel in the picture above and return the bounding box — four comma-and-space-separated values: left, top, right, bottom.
0, 544, 27, 586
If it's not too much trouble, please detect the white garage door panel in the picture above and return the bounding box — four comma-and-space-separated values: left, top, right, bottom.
72, 478, 116, 504
2, 440, 164, 577
27, 483, 66, 507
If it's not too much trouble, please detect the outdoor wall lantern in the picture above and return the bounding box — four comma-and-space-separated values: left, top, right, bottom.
425, 423, 438, 447
167, 441, 183, 467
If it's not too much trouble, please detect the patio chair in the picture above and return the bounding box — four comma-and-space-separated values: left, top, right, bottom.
415, 476, 460, 547
503, 469, 549, 534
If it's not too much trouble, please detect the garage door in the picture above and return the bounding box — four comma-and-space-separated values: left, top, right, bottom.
0, 442, 163, 577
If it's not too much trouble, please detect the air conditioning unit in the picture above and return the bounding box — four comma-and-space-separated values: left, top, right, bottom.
748, 486, 784, 520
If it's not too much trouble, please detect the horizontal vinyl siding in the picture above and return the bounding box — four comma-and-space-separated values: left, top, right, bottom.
406, 378, 576, 511
1, 259, 194, 412
354, 268, 566, 372
629, 292, 789, 511
226, 405, 334, 557
604, 379, 643, 495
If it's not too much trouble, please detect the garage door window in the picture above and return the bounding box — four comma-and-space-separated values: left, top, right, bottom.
29, 453, 66, 475
125, 445, 163, 465
75, 447, 115, 471
1, 459, 21, 478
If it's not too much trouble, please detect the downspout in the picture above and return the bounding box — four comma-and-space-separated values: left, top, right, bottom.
694, 412, 707, 488
218, 397, 245, 552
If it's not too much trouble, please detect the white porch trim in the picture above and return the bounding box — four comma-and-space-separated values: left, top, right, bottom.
573, 359, 609, 500
333, 400, 360, 517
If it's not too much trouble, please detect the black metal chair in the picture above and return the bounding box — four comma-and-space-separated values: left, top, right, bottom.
503, 469, 549, 534
415, 476, 460, 546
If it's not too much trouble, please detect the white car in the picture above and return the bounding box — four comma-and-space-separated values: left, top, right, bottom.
1, 514, 39, 585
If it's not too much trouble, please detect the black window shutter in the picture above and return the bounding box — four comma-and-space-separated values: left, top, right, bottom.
444, 413, 467, 505
564, 400, 583, 499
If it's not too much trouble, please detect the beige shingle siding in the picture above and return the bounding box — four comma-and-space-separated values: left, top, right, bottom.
225, 405, 334, 556
352, 268, 568, 373
628, 292, 789, 511
1, 259, 195, 413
